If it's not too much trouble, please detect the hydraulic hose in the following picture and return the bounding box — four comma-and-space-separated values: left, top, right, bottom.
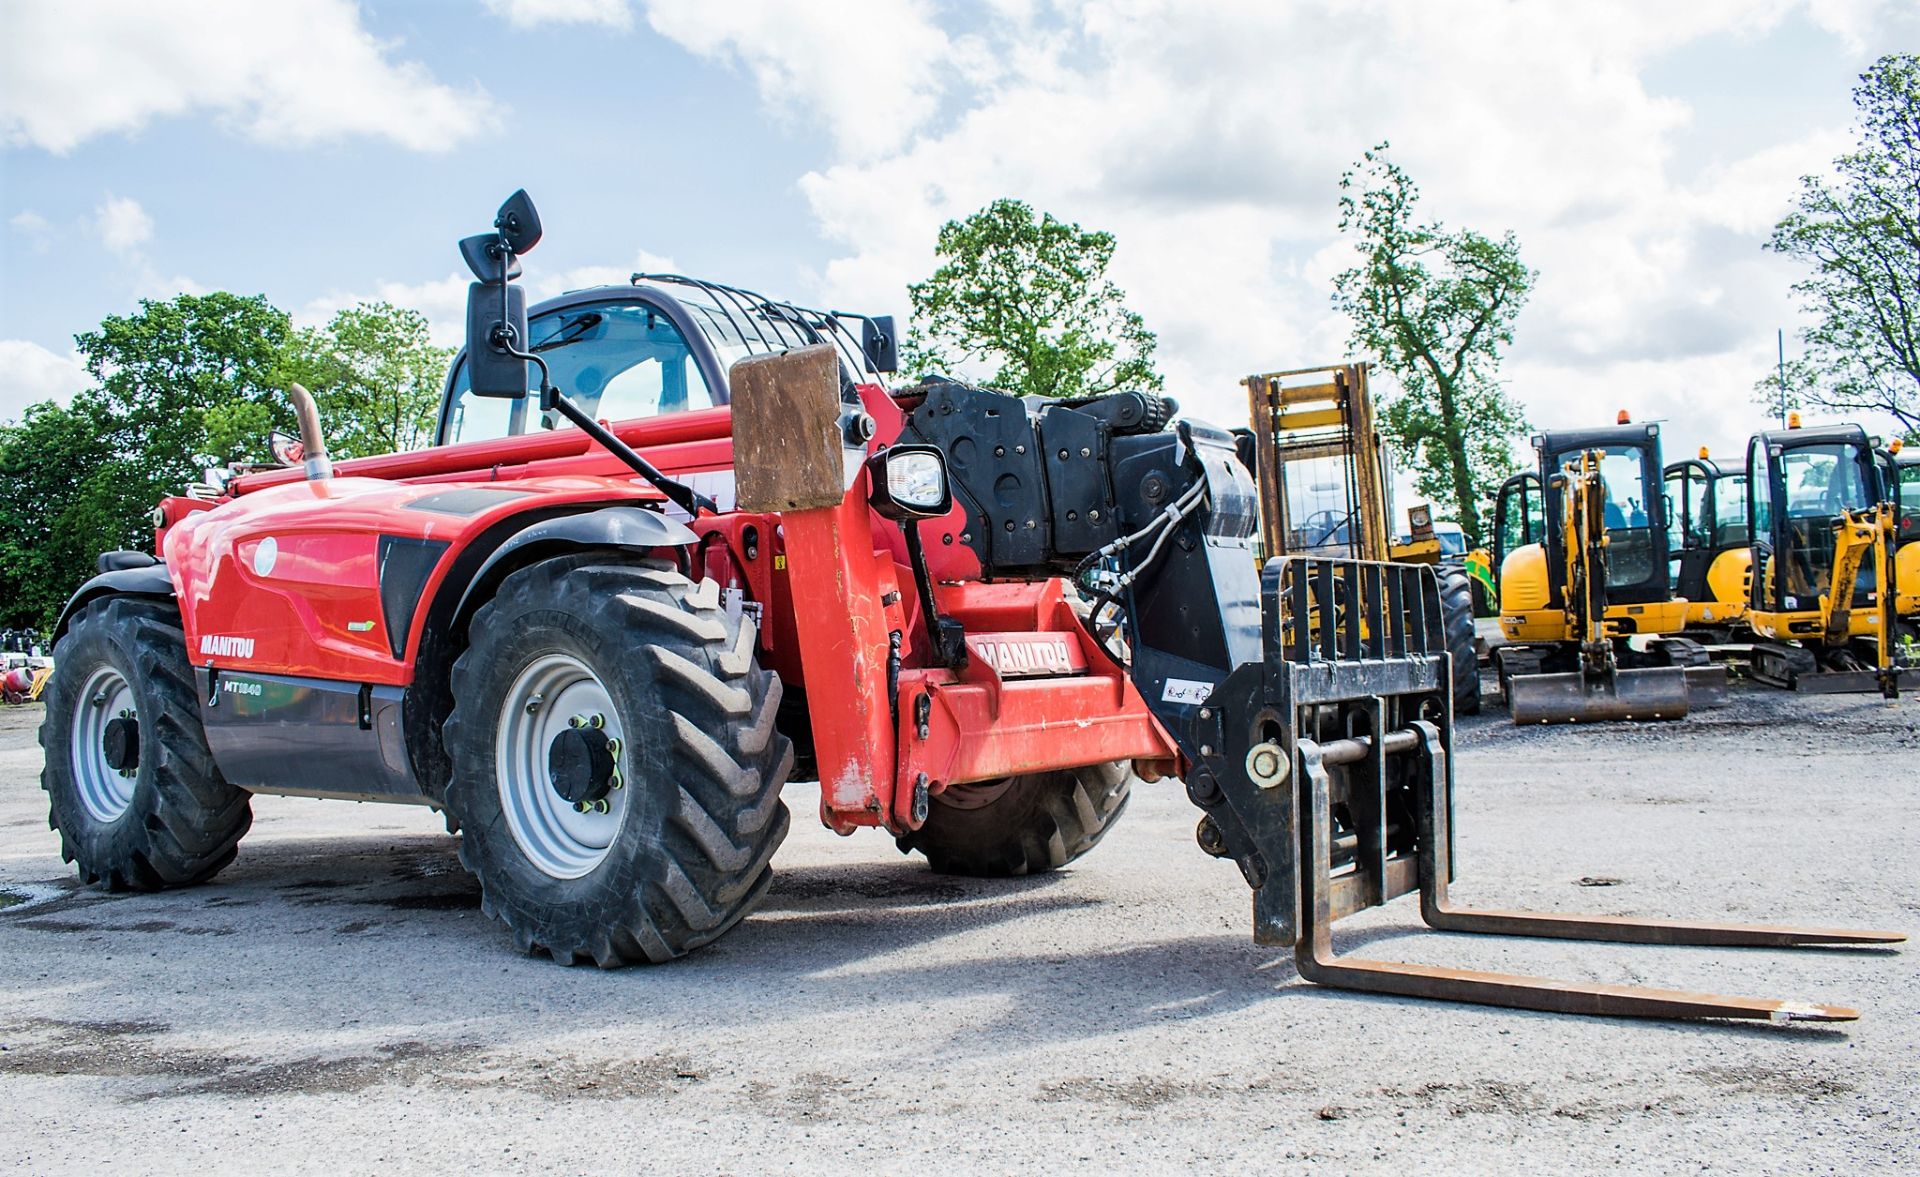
286, 383, 333, 481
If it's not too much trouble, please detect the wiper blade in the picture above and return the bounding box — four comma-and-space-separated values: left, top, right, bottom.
532, 312, 602, 353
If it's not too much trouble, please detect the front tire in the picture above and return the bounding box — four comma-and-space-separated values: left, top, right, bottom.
1438, 565, 1482, 716
896, 761, 1132, 877
38, 597, 252, 890
444, 558, 792, 966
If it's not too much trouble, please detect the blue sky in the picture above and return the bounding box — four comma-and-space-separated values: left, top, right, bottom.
2, 0, 1916, 466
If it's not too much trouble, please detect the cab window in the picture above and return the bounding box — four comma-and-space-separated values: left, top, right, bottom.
1711, 473, 1748, 549
1555, 445, 1653, 587
443, 301, 718, 445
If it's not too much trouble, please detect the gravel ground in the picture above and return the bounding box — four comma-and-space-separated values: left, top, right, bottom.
0, 683, 1914, 1175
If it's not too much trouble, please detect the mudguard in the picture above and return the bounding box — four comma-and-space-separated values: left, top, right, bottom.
51, 563, 177, 642
452, 505, 698, 630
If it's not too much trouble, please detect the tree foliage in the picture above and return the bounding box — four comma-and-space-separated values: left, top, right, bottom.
1332, 144, 1534, 547
1766, 53, 1920, 439
0, 295, 449, 629
286, 303, 451, 458
905, 198, 1163, 398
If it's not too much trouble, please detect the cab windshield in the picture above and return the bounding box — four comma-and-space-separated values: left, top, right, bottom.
443, 300, 718, 445
1552, 444, 1654, 587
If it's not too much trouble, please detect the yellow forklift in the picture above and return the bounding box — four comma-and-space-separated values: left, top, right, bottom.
1489, 416, 1725, 723
1240, 362, 1482, 715
1744, 420, 1916, 694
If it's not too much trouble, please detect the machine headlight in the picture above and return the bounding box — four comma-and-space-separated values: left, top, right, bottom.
865, 445, 952, 520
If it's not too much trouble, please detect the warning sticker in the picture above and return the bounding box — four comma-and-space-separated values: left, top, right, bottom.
1160, 678, 1214, 705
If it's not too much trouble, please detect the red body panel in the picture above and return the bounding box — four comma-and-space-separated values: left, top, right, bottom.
162, 387, 1180, 831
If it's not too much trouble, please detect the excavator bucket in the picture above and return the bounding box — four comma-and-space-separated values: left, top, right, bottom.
1507, 665, 1691, 725
1186, 557, 1903, 1022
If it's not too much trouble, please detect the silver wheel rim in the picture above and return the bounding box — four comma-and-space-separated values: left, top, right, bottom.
70, 666, 137, 823
495, 653, 629, 880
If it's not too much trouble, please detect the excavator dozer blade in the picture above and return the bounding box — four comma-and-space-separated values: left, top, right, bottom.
1507, 665, 1689, 725
1682, 664, 1730, 708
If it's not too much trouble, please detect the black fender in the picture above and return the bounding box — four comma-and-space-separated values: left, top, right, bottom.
450, 505, 698, 634
52, 563, 177, 643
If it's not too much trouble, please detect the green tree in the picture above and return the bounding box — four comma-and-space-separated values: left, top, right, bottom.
1766, 54, 1920, 438
905, 198, 1163, 398
288, 302, 451, 458
0, 294, 450, 629
0, 403, 120, 630
1333, 144, 1534, 547
75, 291, 300, 526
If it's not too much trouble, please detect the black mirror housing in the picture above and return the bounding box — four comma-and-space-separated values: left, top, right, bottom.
458, 233, 523, 283
495, 189, 542, 255
862, 315, 898, 375
465, 281, 529, 399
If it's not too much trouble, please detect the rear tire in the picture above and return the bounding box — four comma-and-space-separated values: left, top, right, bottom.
38, 597, 252, 890
896, 761, 1131, 877
443, 557, 792, 966
1438, 565, 1482, 716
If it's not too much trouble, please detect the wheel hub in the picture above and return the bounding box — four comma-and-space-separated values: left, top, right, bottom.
548, 724, 615, 806
101, 715, 140, 773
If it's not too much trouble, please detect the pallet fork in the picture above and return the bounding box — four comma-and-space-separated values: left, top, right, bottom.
1180, 557, 1902, 1022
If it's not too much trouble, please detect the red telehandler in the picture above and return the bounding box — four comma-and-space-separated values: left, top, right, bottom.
39, 191, 1901, 1020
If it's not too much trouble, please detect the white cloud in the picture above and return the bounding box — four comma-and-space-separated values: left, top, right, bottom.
483, 0, 634, 29
641, 0, 953, 158
94, 196, 154, 256
8, 209, 54, 254
0, 341, 90, 424
0, 0, 493, 154
768, 0, 1912, 458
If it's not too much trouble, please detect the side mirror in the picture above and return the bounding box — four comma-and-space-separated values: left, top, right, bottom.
268, 430, 304, 467
465, 281, 529, 399
862, 315, 898, 375
495, 189, 542, 255
458, 234, 522, 283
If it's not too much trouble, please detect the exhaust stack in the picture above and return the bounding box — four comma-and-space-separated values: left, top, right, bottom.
286, 383, 333, 482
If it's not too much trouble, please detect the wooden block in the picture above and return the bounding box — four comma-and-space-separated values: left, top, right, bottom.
729, 344, 847, 512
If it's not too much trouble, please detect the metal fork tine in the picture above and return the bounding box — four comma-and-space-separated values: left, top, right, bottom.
1292, 728, 1876, 1022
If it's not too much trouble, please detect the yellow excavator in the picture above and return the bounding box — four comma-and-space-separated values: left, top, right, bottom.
1663, 447, 1751, 638
1239, 362, 1482, 716
1743, 420, 1916, 694
1490, 416, 1725, 724
1875, 438, 1919, 626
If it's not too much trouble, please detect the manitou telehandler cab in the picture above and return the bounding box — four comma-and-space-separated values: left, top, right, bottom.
1744, 420, 1916, 694
1662, 449, 1751, 638
1489, 417, 1723, 724
39, 191, 1901, 1021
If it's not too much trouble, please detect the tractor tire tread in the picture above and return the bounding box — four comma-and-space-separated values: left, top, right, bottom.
1437, 565, 1482, 716
38, 596, 251, 893
444, 555, 791, 966
897, 759, 1132, 877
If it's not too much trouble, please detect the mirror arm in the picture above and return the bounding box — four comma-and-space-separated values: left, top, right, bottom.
539, 383, 714, 518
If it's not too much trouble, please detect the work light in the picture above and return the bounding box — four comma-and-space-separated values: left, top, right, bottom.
865, 445, 952, 520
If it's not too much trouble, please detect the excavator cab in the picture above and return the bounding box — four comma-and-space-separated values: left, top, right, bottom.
1663, 454, 1751, 636
1745, 424, 1915, 692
